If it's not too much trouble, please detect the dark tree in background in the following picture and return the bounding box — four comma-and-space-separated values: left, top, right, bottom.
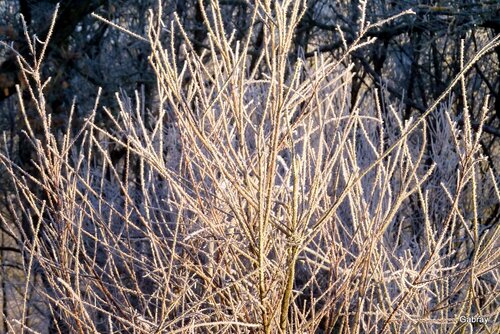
2, 1, 498, 161
0, 0, 499, 332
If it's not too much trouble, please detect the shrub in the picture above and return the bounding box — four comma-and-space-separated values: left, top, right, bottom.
1, 1, 498, 333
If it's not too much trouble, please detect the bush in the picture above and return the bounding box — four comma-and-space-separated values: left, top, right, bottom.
0, 1, 498, 333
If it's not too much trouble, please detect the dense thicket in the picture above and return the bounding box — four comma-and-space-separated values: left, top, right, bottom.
0, 1, 499, 333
